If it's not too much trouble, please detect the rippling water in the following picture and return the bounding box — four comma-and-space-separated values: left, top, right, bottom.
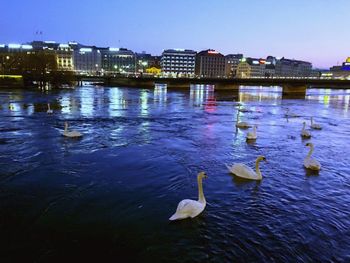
0, 85, 350, 262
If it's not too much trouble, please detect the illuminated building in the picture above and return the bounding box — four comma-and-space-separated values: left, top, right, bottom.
237, 56, 312, 78
136, 52, 160, 73
274, 57, 312, 77
236, 57, 266, 78
195, 49, 225, 78
100, 48, 136, 74
161, 49, 196, 77
225, 54, 243, 77
71, 44, 102, 75
56, 44, 74, 71
329, 57, 350, 78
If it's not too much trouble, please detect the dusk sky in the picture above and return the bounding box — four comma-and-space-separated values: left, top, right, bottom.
1, 0, 349, 68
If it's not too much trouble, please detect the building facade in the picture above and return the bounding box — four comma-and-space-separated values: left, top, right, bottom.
100, 48, 136, 74
71, 44, 102, 75
195, 49, 225, 78
236, 58, 266, 78
225, 54, 243, 77
160, 49, 196, 77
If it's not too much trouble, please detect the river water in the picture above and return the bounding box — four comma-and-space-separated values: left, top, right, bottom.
0, 85, 350, 262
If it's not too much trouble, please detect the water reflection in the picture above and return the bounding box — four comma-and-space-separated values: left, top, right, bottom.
154, 84, 167, 106
306, 88, 350, 112
190, 84, 215, 108
239, 86, 282, 104
109, 88, 127, 117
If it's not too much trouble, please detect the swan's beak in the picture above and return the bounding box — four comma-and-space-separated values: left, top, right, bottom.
203, 173, 208, 179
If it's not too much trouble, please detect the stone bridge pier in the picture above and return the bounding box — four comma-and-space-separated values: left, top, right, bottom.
282, 84, 307, 99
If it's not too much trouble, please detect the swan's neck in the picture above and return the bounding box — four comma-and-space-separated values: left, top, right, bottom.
64, 124, 68, 132
253, 126, 257, 134
48, 104, 51, 110
255, 159, 262, 178
311, 117, 314, 125
236, 112, 239, 122
302, 123, 306, 131
307, 145, 314, 158
197, 176, 206, 204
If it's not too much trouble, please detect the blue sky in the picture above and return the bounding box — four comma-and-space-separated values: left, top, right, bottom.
1, 0, 349, 68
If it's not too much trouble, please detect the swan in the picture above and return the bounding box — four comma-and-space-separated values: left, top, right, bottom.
310, 117, 322, 130
227, 155, 266, 180
47, 103, 53, 114
301, 122, 311, 138
63, 122, 82, 138
169, 172, 208, 221
239, 107, 252, 113
236, 111, 251, 129
246, 125, 257, 140
304, 143, 321, 170
285, 108, 299, 118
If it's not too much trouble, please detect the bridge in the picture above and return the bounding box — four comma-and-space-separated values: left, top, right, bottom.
75, 75, 350, 97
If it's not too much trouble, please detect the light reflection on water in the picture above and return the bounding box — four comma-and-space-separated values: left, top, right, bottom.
0, 85, 350, 262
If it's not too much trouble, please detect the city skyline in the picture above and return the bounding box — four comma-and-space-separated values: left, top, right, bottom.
1, 0, 349, 68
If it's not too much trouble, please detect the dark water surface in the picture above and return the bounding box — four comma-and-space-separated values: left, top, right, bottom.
0, 85, 350, 262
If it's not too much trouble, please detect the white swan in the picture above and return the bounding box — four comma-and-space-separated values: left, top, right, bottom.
236, 111, 251, 129
301, 122, 311, 138
239, 107, 252, 113
310, 117, 322, 130
285, 108, 299, 118
63, 122, 83, 138
246, 125, 257, 140
169, 172, 207, 221
304, 143, 321, 171
227, 155, 266, 180
47, 103, 53, 114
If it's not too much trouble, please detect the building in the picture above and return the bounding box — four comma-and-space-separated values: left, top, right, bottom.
71, 44, 102, 75
274, 57, 312, 78
195, 49, 225, 78
100, 48, 136, 74
30, 41, 74, 71
236, 57, 266, 78
225, 54, 243, 77
56, 44, 74, 71
161, 49, 196, 77
136, 52, 161, 73
329, 57, 350, 79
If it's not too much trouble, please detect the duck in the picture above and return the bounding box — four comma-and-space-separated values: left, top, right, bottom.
63, 122, 82, 138
47, 103, 53, 114
301, 122, 311, 138
169, 172, 208, 221
227, 155, 266, 180
304, 143, 321, 171
285, 108, 299, 118
310, 117, 322, 130
236, 111, 251, 129
246, 125, 257, 140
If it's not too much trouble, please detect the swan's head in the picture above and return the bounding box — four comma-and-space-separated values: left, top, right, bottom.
257, 155, 266, 162
198, 172, 208, 180
64, 122, 68, 128
305, 142, 313, 147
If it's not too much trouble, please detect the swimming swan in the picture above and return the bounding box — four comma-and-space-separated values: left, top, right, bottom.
169, 172, 208, 221
236, 111, 251, 129
304, 143, 321, 171
227, 155, 266, 180
63, 122, 82, 138
310, 117, 322, 130
47, 103, 53, 114
246, 125, 257, 140
301, 122, 311, 138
